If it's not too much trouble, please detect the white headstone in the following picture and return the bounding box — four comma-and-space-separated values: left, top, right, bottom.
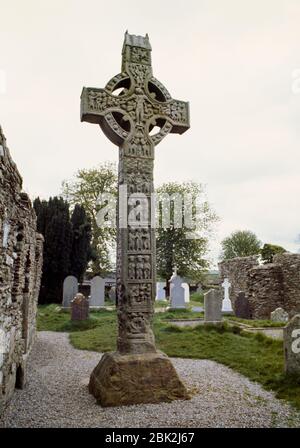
90, 276, 105, 307
221, 278, 233, 313
182, 282, 190, 303
62, 276, 78, 308
170, 275, 186, 309
156, 282, 166, 301
271, 307, 289, 323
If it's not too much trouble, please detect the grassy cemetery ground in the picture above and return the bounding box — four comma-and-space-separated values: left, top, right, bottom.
38, 304, 300, 411
225, 316, 286, 328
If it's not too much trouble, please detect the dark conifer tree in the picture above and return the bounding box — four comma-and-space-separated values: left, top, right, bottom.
70, 204, 92, 282
34, 196, 73, 303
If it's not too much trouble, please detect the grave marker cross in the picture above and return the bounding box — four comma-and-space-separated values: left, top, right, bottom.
222, 278, 231, 301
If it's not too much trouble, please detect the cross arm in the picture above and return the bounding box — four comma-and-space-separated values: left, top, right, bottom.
80, 87, 130, 146
80, 87, 121, 123
161, 99, 190, 135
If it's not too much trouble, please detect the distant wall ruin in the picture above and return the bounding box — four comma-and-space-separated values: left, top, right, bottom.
219, 253, 300, 319
0, 126, 43, 415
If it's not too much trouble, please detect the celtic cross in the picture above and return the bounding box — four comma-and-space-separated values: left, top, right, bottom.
81, 31, 190, 356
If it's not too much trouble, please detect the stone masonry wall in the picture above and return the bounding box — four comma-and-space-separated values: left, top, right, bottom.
219, 253, 300, 319
247, 264, 284, 319
273, 253, 300, 317
0, 126, 43, 416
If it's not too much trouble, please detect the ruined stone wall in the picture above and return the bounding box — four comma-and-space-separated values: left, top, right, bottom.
219, 253, 300, 319
247, 264, 284, 319
0, 126, 43, 415
273, 253, 300, 317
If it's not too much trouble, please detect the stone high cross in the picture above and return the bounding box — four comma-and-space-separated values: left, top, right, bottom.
81, 32, 190, 407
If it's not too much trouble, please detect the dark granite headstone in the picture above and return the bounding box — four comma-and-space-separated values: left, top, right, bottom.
71, 293, 89, 321
235, 291, 251, 319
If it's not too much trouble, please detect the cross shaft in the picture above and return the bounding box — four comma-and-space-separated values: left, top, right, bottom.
81, 31, 190, 355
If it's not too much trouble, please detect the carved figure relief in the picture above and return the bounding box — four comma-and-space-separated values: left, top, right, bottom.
128, 313, 146, 334
127, 255, 151, 280
128, 228, 151, 251
128, 256, 136, 280
130, 47, 150, 64
128, 283, 151, 305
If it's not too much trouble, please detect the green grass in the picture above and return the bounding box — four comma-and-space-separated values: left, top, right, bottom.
37, 304, 300, 410
189, 292, 204, 304
37, 304, 114, 332
70, 313, 117, 352
154, 300, 169, 308
225, 316, 286, 328
158, 308, 203, 320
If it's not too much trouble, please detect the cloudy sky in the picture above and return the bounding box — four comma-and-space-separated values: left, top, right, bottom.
1, 0, 299, 264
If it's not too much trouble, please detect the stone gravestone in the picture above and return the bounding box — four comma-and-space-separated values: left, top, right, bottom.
235, 291, 251, 319
204, 289, 222, 323
284, 314, 300, 375
170, 275, 186, 309
271, 307, 289, 323
62, 276, 78, 308
71, 293, 89, 321
81, 31, 190, 406
221, 278, 233, 313
90, 276, 105, 308
156, 282, 166, 301
182, 282, 190, 303
108, 286, 116, 302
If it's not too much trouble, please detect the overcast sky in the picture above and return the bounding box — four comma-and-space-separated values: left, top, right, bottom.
1, 0, 299, 265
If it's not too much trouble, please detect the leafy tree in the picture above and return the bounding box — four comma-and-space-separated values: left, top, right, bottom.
260, 243, 287, 264
34, 197, 73, 303
220, 230, 261, 260
62, 162, 117, 276
155, 181, 218, 294
70, 204, 93, 281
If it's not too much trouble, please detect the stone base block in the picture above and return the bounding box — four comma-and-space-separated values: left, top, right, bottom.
89, 351, 190, 407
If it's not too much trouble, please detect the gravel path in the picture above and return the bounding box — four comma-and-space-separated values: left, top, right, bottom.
1, 331, 299, 428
